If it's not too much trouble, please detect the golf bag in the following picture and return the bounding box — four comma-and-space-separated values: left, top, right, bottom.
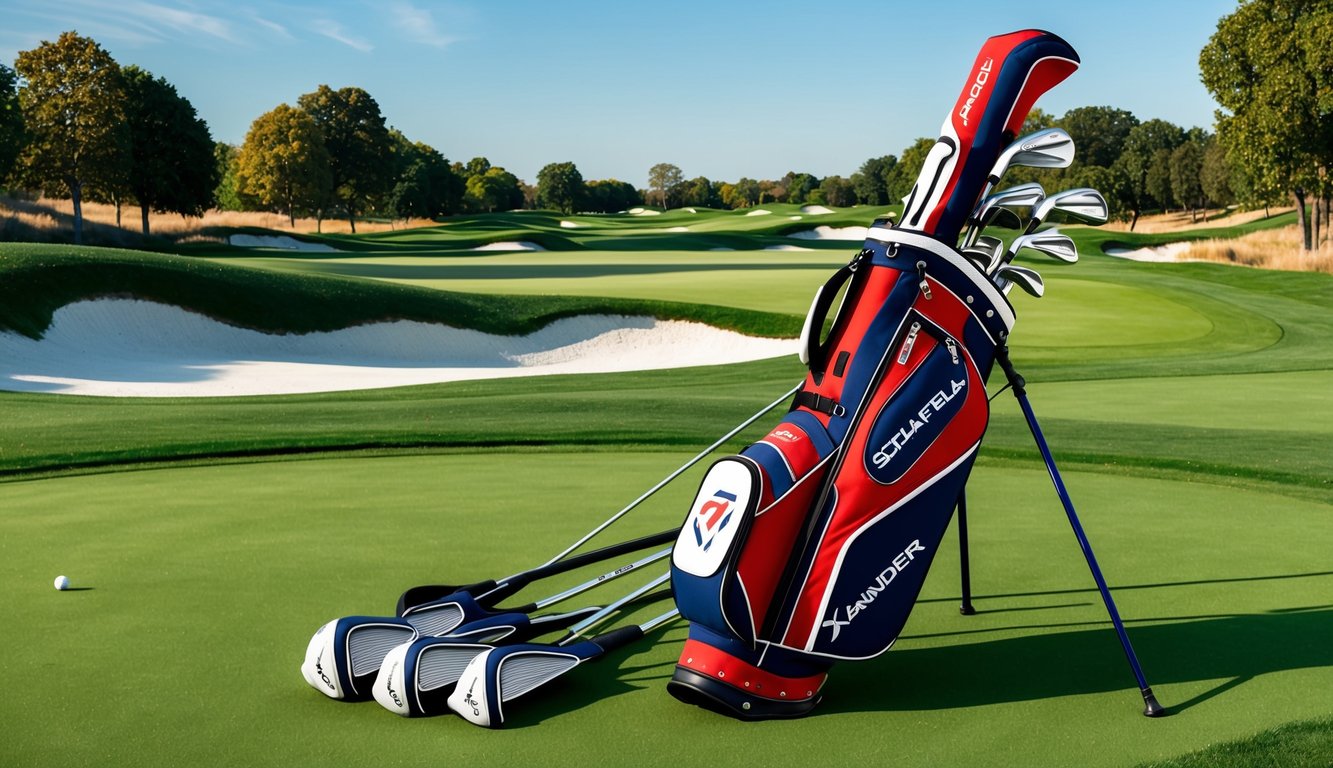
669, 29, 1081, 719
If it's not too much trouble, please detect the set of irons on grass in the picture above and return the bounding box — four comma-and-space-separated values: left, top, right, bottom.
300, 127, 1114, 728
300, 390, 800, 727
953, 127, 1110, 299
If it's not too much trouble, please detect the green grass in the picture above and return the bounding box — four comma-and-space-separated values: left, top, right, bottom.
1, 207, 1330, 767
1136, 718, 1333, 767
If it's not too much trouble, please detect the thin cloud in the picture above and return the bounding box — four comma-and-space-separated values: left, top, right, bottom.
312, 19, 373, 53
388, 1, 456, 48
125, 2, 237, 42
245, 11, 292, 39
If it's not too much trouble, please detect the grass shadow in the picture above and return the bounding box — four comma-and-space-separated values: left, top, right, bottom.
820, 606, 1333, 716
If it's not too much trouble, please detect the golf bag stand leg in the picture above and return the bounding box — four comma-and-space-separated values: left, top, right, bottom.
957, 488, 977, 615
994, 345, 1165, 718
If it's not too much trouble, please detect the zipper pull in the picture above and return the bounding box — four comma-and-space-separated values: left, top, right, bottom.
916, 261, 932, 299
898, 322, 921, 364
945, 337, 959, 365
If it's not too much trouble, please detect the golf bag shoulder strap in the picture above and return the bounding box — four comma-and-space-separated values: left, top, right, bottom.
800, 250, 870, 375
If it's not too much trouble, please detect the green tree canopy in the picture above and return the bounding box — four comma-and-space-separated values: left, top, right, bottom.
1057, 106, 1140, 169
584, 178, 640, 213
1201, 0, 1333, 249
1169, 139, 1206, 221
819, 175, 855, 207
235, 103, 333, 227
120, 65, 218, 235
647, 163, 683, 208
14, 31, 127, 244
297, 85, 392, 232
213, 142, 247, 212
537, 161, 584, 213
0, 63, 24, 186
1113, 118, 1185, 228
387, 136, 462, 219
852, 155, 897, 205
723, 177, 760, 209
1200, 138, 1235, 209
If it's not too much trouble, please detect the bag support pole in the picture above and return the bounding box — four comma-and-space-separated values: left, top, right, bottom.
994, 345, 1165, 717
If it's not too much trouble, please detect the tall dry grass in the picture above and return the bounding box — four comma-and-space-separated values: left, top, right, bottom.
1102, 206, 1291, 234
0, 196, 440, 246
1183, 226, 1333, 274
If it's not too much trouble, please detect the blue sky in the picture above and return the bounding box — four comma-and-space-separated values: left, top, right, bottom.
1, 0, 1237, 187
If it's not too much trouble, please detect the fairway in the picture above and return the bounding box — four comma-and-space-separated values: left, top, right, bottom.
1, 205, 1331, 767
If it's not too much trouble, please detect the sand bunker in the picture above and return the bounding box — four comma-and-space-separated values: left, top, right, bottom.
745, 209, 772, 217
790, 225, 869, 241
800, 205, 834, 215
764, 244, 814, 251
471, 241, 546, 251
1104, 242, 1192, 262
559, 220, 581, 228
0, 300, 796, 397
628, 208, 661, 216
229, 234, 340, 252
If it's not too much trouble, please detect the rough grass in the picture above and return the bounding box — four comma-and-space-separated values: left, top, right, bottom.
1136, 717, 1333, 768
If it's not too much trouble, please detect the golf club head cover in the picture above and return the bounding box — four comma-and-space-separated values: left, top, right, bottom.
669, 29, 1075, 721
898, 29, 1079, 242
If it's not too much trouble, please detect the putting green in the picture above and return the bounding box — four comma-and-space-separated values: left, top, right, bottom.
2, 454, 1329, 768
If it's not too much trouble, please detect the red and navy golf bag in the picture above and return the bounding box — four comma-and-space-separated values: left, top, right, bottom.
669, 30, 1082, 719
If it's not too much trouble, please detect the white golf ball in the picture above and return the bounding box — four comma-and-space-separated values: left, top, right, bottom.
54, 575, 70, 591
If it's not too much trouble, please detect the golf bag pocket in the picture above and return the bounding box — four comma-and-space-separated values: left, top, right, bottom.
672, 414, 836, 645
672, 458, 762, 640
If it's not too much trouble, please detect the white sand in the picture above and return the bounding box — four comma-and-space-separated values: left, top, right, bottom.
628, 208, 661, 216
1104, 242, 1192, 262
800, 205, 834, 215
789, 215, 802, 220
764, 244, 814, 251
0, 300, 797, 398
668, 226, 689, 232
559, 220, 580, 228
229, 234, 340, 252
684, 208, 697, 213
745, 209, 771, 217
790, 225, 869, 241
471, 241, 546, 251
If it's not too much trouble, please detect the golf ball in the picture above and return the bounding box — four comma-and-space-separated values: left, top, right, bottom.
54, 575, 69, 591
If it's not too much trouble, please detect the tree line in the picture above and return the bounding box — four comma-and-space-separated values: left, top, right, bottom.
1, 2, 1327, 249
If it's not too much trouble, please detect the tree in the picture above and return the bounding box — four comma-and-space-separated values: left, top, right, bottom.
213, 143, 248, 211
297, 85, 392, 232
1114, 119, 1185, 228
1169, 140, 1206, 222
783, 172, 818, 205
1201, 0, 1333, 250
1200, 138, 1235, 209
1145, 147, 1175, 212
584, 179, 640, 213
819, 175, 855, 207
852, 155, 897, 205
14, 31, 127, 244
647, 163, 683, 208
465, 166, 523, 212
0, 63, 23, 187
387, 137, 462, 219
1057, 106, 1139, 168
680, 176, 719, 208
234, 104, 332, 227
723, 177, 759, 209
120, 66, 218, 235
537, 161, 584, 213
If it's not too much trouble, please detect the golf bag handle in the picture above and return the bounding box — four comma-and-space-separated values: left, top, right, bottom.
801, 254, 864, 376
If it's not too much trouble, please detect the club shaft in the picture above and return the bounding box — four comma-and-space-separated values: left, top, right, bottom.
532, 548, 672, 610
541, 383, 801, 566
566, 571, 671, 637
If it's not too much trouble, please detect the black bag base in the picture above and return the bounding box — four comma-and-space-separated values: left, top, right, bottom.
667, 667, 822, 721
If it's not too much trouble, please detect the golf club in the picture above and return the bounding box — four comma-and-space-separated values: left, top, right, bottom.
961, 182, 1045, 248
302, 547, 671, 700
976, 128, 1075, 203
962, 234, 1005, 272
1023, 187, 1108, 235
996, 264, 1045, 297
447, 573, 678, 727
394, 381, 800, 615
374, 581, 675, 717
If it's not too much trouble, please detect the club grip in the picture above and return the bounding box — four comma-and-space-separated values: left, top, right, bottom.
590, 625, 646, 654
396, 581, 494, 616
